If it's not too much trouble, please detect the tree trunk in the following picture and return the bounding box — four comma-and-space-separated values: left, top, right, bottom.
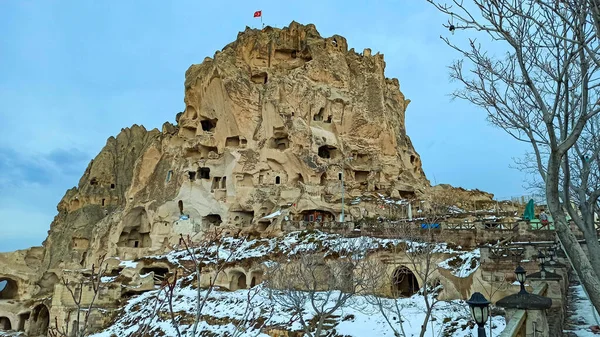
419, 307, 432, 337
547, 166, 600, 313
582, 228, 600, 277
591, 0, 600, 38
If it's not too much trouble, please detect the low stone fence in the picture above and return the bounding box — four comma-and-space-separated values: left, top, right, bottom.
281, 220, 563, 247
499, 283, 549, 337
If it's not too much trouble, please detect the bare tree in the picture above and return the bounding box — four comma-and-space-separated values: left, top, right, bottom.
177, 230, 252, 337
231, 284, 275, 337
425, 0, 600, 311
265, 237, 380, 337
49, 255, 108, 337
126, 229, 273, 337
368, 190, 461, 337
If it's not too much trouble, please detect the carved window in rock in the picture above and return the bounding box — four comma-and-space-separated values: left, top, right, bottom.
318, 145, 338, 159
90, 177, 98, 186
225, 136, 240, 147
0, 278, 18, 299
200, 119, 217, 132
188, 171, 197, 181
0, 317, 11, 331
203, 214, 222, 227
199, 167, 210, 179
275, 176, 281, 185
354, 171, 369, 182
313, 108, 324, 122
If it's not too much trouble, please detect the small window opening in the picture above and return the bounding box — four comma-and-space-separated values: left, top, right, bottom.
251, 72, 268, 84
338, 172, 342, 180
199, 167, 210, 179
318, 145, 338, 159
355, 171, 369, 182
221, 176, 227, 189
410, 155, 416, 164
134, 241, 139, 248
101, 199, 105, 206
204, 214, 222, 227
212, 177, 222, 191
225, 136, 240, 147
291, 50, 297, 58
313, 108, 324, 122
326, 115, 332, 123
188, 171, 197, 181
110, 183, 115, 189
178, 200, 184, 215
166, 170, 173, 182
275, 176, 281, 185
332, 38, 338, 46
200, 119, 217, 132
90, 178, 98, 186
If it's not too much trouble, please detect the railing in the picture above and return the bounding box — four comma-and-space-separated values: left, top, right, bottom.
445, 222, 476, 230
489, 247, 525, 260
498, 283, 548, 337
484, 222, 519, 231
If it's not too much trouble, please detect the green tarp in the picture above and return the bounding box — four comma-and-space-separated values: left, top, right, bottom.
523, 199, 535, 220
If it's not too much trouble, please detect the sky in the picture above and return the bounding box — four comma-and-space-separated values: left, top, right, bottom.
0, 0, 532, 252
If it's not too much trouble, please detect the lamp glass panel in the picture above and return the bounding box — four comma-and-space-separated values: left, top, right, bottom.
472, 306, 484, 324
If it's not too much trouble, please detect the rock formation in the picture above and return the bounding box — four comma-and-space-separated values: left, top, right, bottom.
0, 21, 430, 335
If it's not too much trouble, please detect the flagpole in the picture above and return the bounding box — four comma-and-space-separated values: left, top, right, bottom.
261, 14, 264, 28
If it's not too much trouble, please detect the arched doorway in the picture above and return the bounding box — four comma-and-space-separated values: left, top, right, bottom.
0, 278, 18, 299
0, 317, 11, 330
229, 272, 247, 291
29, 304, 49, 336
391, 266, 419, 297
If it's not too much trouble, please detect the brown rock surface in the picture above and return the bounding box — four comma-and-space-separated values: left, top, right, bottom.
0, 21, 431, 335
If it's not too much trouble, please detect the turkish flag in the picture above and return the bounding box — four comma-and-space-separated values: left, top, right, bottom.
254, 10, 262, 18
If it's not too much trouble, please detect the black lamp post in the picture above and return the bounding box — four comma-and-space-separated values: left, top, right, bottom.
515, 265, 528, 294
547, 247, 556, 261
467, 292, 490, 337
537, 250, 547, 272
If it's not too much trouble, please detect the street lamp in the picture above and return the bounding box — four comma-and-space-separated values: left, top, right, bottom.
537, 251, 547, 272
515, 265, 527, 294
547, 247, 556, 262
467, 292, 490, 337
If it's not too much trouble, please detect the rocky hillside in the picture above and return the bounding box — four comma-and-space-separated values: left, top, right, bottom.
40, 21, 430, 274
0, 21, 436, 337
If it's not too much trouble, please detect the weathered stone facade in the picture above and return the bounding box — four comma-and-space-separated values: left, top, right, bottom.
0, 21, 571, 337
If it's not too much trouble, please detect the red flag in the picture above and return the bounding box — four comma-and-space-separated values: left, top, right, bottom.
254, 10, 262, 18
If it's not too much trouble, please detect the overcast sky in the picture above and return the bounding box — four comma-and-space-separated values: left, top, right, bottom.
0, 1, 531, 252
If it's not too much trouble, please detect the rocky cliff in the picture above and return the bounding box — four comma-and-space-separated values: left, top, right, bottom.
0, 21, 429, 335
39, 21, 428, 270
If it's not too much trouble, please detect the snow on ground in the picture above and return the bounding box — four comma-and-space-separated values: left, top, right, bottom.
88, 230, 491, 336
565, 283, 600, 336
438, 249, 480, 278
90, 281, 505, 337
149, 230, 465, 268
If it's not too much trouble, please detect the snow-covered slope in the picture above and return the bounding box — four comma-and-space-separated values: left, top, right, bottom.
89, 231, 501, 337
90, 283, 505, 337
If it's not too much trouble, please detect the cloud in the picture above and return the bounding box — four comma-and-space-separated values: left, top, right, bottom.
0, 147, 89, 252
0, 146, 89, 189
